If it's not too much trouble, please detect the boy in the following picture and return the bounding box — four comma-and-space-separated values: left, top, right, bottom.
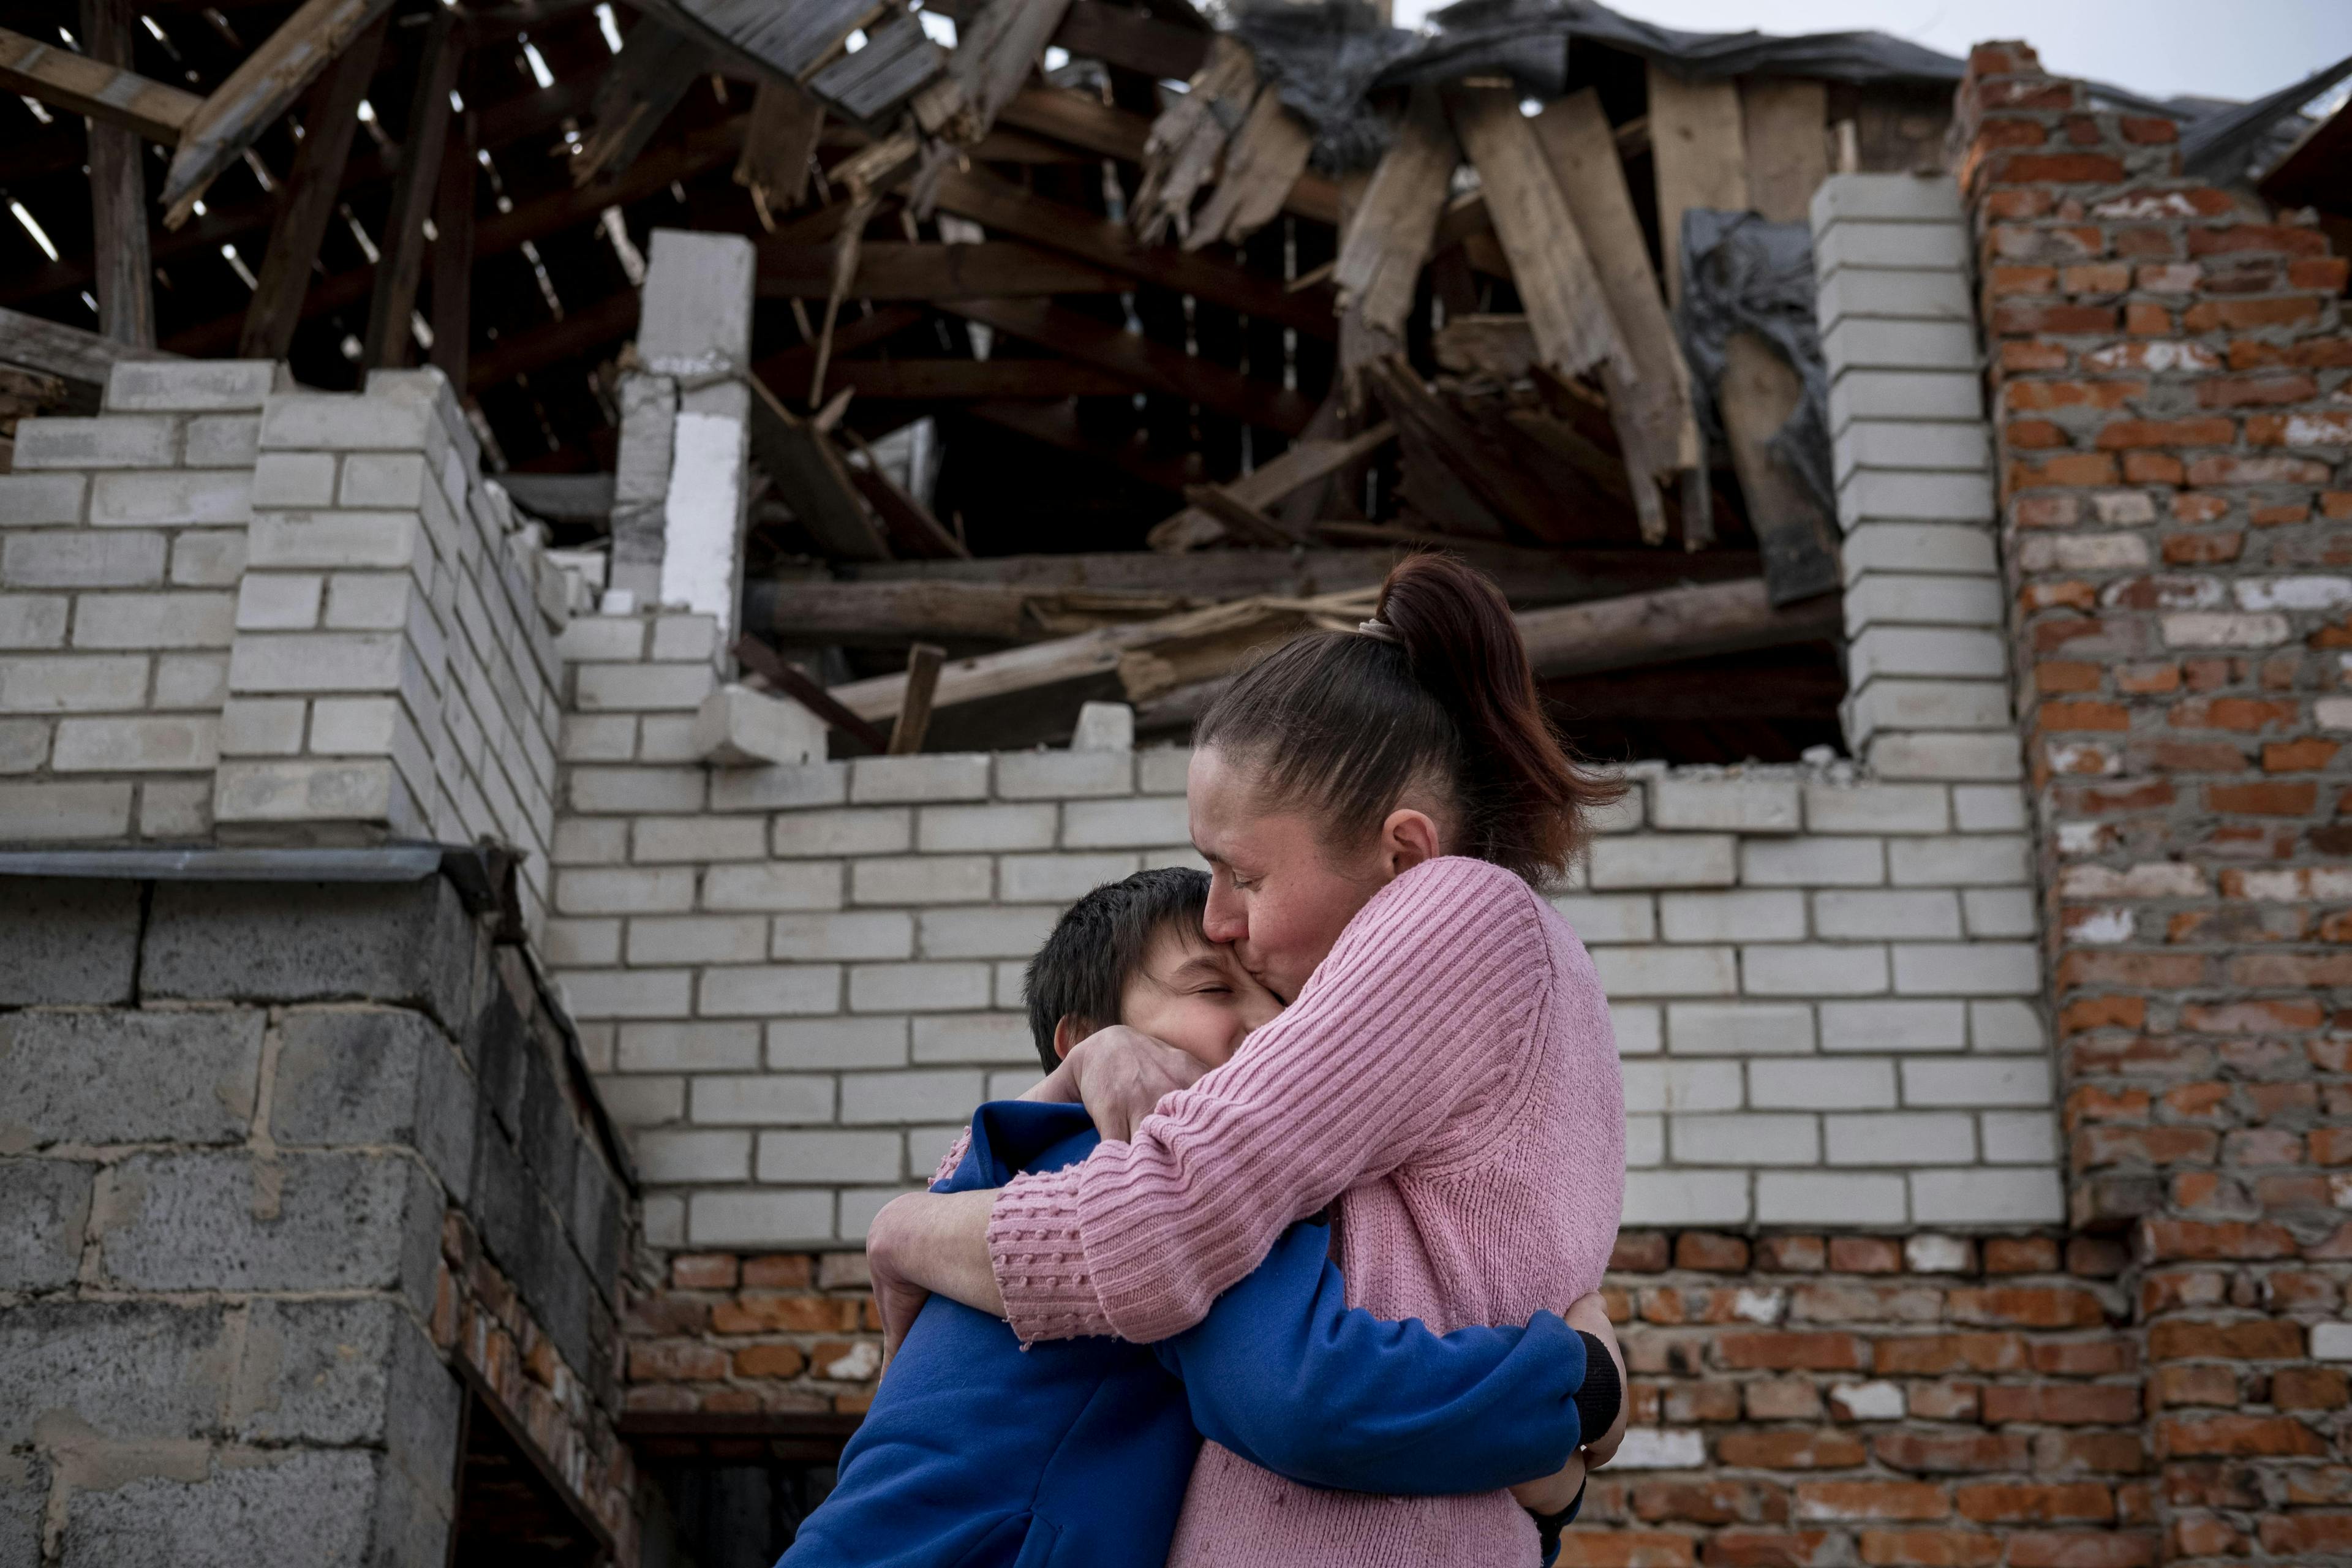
781, 869, 1622, 1568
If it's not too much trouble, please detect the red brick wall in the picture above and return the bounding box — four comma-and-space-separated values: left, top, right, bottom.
624, 1250, 886, 1419
1966, 39, 2352, 1568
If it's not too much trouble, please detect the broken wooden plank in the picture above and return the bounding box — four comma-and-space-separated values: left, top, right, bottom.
1447, 85, 1624, 382
1332, 84, 1457, 369
808, 10, 943, 129
931, 0, 1075, 145
1518, 575, 1841, 679
1149, 420, 1398, 551
1131, 36, 1257, 245
735, 77, 826, 228
1367, 355, 1581, 546
80, 0, 156, 349
362, 2, 462, 368
1186, 85, 1315, 251
731, 635, 891, 752
1719, 331, 1840, 605
0, 302, 174, 402
745, 368, 892, 562
238, 9, 388, 359
1182, 483, 1293, 547
1531, 89, 1706, 545
0, 24, 202, 145
840, 423, 968, 559
159, 0, 399, 228
1646, 64, 1748, 309
757, 240, 1123, 299
572, 13, 708, 187
1740, 77, 1829, 225
745, 578, 1206, 645
888, 643, 948, 752
1433, 315, 1539, 381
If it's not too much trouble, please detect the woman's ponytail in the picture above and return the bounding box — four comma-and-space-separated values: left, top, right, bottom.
1196, 552, 1621, 884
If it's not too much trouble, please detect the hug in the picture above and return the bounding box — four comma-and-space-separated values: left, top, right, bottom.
782, 553, 1632, 1568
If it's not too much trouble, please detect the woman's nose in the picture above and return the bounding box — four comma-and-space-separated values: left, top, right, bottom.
1203, 880, 1245, 943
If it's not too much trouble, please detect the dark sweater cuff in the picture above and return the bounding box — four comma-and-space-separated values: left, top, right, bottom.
1572, 1329, 1621, 1443
1531, 1480, 1586, 1565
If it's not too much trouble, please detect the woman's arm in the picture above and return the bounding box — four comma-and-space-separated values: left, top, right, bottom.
990, 859, 1551, 1344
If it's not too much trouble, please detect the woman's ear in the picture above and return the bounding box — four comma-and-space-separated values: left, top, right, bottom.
1379, 807, 1444, 875
1052, 1015, 1083, 1060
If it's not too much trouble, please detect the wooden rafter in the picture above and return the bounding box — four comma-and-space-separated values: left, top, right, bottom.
0, 24, 203, 143
361, 3, 462, 368
80, 0, 157, 349
757, 241, 1122, 300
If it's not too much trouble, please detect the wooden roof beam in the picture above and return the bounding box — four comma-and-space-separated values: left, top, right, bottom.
0, 24, 203, 143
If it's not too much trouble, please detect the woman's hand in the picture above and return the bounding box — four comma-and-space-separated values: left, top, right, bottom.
1507, 1451, 1586, 1517
1063, 1025, 1207, 1142
1566, 1291, 1629, 1467
865, 1194, 935, 1367
866, 1189, 1007, 1366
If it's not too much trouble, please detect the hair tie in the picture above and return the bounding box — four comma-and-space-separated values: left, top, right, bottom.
1357, 618, 1400, 644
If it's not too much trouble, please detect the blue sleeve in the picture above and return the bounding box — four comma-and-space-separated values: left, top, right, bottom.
1152, 1221, 1586, 1494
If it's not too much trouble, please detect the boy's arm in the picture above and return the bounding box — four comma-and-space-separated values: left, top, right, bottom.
1151, 1221, 1620, 1496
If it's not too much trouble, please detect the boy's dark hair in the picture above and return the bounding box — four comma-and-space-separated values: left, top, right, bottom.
1024, 867, 1211, 1073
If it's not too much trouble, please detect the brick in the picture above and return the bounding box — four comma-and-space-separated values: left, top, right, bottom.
1651, 778, 1801, 832
995, 748, 1133, 799
12, 415, 179, 469
556, 865, 698, 915
1745, 946, 1892, 997
4, 529, 167, 587
704, 862, 844, 911
771, 807, 911, 858
1743, 837, 1886, 886
1819, 1000, 1967, 1052
850, 856, 992, 906
917, 802, 1058, 852
0, 654, 149, 714
1670, 1114, 1819, 1166
1592, 944, 1738, 997
1802, 782, 1949, 834
575, 662, 715, 711
1755, 1172, 1907, 1224
699, 965, 841, 1017
850, 753, 991, 804
1825, 1112, 1975, 1165
1591, 834, 1738, 889
1815, 890, 1962, 940
0, 595, 69, 649
772, 910, 916, 961
75, 590, 236, 649
1660, 890, 1807, 943
709, 761, 848, 812
1552, 893, 1656, 944
1666, 1003, 1813, 1055
50, 715, 217, 773
616, 1021, 761, 1072
688, 1075, 834, 1126
88, 469, 251, 527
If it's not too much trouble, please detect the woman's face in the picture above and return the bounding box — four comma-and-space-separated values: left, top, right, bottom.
1186, 746, 1398, 1005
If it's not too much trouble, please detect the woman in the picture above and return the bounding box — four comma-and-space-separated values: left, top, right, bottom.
869, 552, 1629, 1566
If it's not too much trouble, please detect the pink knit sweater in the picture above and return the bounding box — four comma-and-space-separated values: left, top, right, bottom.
985, 854, 1626, 1567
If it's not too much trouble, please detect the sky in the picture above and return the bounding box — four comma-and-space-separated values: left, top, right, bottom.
1389, 0, 2352, 108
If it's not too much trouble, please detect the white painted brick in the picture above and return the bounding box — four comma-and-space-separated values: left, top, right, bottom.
0, 778, 134, 838
0, 654, 149, 714
1062, 795, 1192, 849
559, 714, 635, 762
1961, 888, 2037, 939
919, 802, 1058, 852
1139, 846, 1208, 876
1551, 893, 1656, 945
1756, 1171, 1907, 1226
912, 1013, 1041, 1065
88, 470, 251, 527
1909, 1167, 2064, 1226
544, 918, 622, 967
1585, 787, 1645, 835
690, 1075, 836, 1126
995, 851, 1139, 902
322, 571, 412, 631
2313, 1325, 2352, 1363
627, 914, 769, 965
1670, 1113, 1820, 1166
567, 766, 706, 814
771, 807, 911, 858
618, 1020, 762, 1072
1621, 1058, 1744, 1114
50, 715, 216, 772
1667, 1003, 1815, 1055
758, 1129, 904, 1183
554, 818, 630, 865
13, 415, 178, 469
1660, 889, 1807, 943
5, 530, 167, 587
106, 359, 284, 412
1071, 701, 1133, 752
1849, 627, 2006, 682
1751, 1057, 1898, 1109
1812, 173, 1964, 225
1888, 835, 2030, 886
219, 696, 304, 756
1844, 573, 2005, 630
710, 760, 848, 812
169, 530, 247, 588
0, 472, 87, 522
1742, 836, 1885, 886
1650, 778, 1801, 832
1801, 783, 1948, 836
1981, 1110, 2061, 1164
643, 1196, 685, 1246
246, 510, 423, 571
851, 753, 992, 803
774, 910, 916, 960
153, 652, 226, 710
339, 451, 429, 508
1818, 268, 1973, 332
186, 415, 262, 468
1814, 889, 1961, 940
1825, 1113, 1975, 1166
227, 630, 403, 694
1137, 746, 1191, 794
1593, 944, 1738, 997
575, 662, 715, 711
996, 749, 1133, 799
1842, 522, 1996, 578
1902, 1057, 2051, 1108
650, 614, 717, 662
919, 904, 1060, 960
1820, 1000, 1968, 1053
1820, 315, 1976, 372
0, 720, 46, 772
0, 596, 68, 649
1847, 677, 2010, 736
1626, 1114, 1664, 1166
993, 963, 1027, 1010
1951, 786, 2029, 833
308, 695, 401, 755
840, 1069, 988, 1125
251, 451, 337, 507
1623, 1169, 1751, 1226
259, 391, 437, 451
1867, 731, 2022, 783
852, 855, 993, 905
1744, 944, 1890, 997
770, 1016, 909, 1070
623, 814, 765, 863
1827, 370, 1982, 432
688, 1190, 833, 1248
700, 964, 842, 1017
595, 1076, 683, 1128
850, 961, 992, 1013
75, 590, 236, 650
1611, 1003, 1662, 1056
556, 865, 698, 915
236, 573, 323, 631
633, 1129, 751, 1183
1590, 835, 1737, 889
556, 967, 693, 1019
555, 617, 649, 662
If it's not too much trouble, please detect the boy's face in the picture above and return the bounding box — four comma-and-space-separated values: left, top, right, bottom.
1098, 924, 1283, 1071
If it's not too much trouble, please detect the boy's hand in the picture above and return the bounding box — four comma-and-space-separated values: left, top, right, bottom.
1566, 1291, 1628, 1468
1508, 1451, 1585, 1517
1066, 1025, 1207, 1141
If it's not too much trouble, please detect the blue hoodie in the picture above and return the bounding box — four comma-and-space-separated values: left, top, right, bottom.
781, 1101, 1597, 1568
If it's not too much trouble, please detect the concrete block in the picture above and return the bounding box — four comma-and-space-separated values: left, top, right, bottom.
1813, 219, 1966, 273
175, 414, 258, 477
0, 778, 136, 838
574, 661, 715, 712
251, 451, 337, 507
559, 713, 637, 763
153, 651, 228, 710
1624, 1114, 1663, 1165
107, 359, 286, 412
1826, 371, 1985, 433
693, 683, 823, 766
1739, 835, 1888, 887
227, 630, 404, 695
1669, 1113, 1819, 1166
246, 510, 423, 571
543, 918, 620, 967
912, 1012, 1038, 1065
1666, 1002, 1814, 1055
1619, 1058, 1743, 1114
1591, 944, 1738, 997
1901, 1057, 2051, 1108
1061, 794, 1193, 849
709, 759, 849, 812
1623, 1169, 1751, 1226
50, 714, 218, 772
0, 1008, 262, 1147
1847, 676, 2010, 739
686, 1074, 834, 1126
1814, 889, 1962, 940
916, 904, 1058, 960
1981, 1111, 2061, 1164
1589, 835, 1738, 889
1611, 1002, 1662, 1055
647, 614, 716, 664
12, 415, 179, 469
59, 1447, 390, 1568
1842, 522, 1996, 578
1970, 999, 2046, 1053
840, 1068, 987, 1125
1909, 1167, 2064, 1226
1744, 943, 1890, 997
616, 1020, 761, 1072
1951, 786, 2028, 834
1825, 1112, 1975, 1166
772, 806, 911, 858
999, 851, 1143, 903
703, 861, 843, 911
0, 1297, 235, 1448
769, 1016, 908, 1070
0, 470, 87, 522
230, 1296, 407, 1444
89, 469, 251, 528
688, 1188, 834, 1248
1550, 893, 1655, 945
851, 854, 993, 905
95, 1148, 436, 1295
699, 963, 840, 1017
260, 391, 437, 452
919, 802, 1058, 852
758, 1128, 904, 1183
554, 616, 648, 663
141, 877, 477, 1034
567, 765, 706, 814
0, 594, 69, 649
627, 914, 769, 965
0, 717, 47, 772
211, 756, 410, 833
75, 589, 237, 650
339, 452, 429, 508
632, 1128, 752, 1183
4, 529, 167, 587
850, 753, 992, 804
1751, 1056, 1897, 1110
631, 813, 767, 862
0, 878, 141, 1003
0, 1158, 93, 1289
1755, 1170, 1907, 1226
1960, 886, 2038, 940
1866, 731, 2022, 783
1659, 889, 1807, 943
1650, 778, 1801, 833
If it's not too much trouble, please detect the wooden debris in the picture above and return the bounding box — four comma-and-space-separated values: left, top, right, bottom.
1518, 575, 1841, 679
1366, 357, 1584, 547
363, 4, 462, 368
744, 369, 891, 562
1719, 332, 1840, 605
1741, 78, 1830, 224
887, 644, 948, 753
80, 0, 155, 349
573, 15, 709, 187
809, 11, 944, 129
998, 86, 1150, 164
1433, 315, 1539, 382
930, 0, 1076, 145
746, 579, 1206, 645
735, 78, 827, 228
0, 303, 174, 403
160, 0, 399, 228
1132, 37, 1258, 244
1332, 85, 1457, 377
1185, 85, 1315, 252
1182, 483, 1293, 548
840, 424, 970, 559
1645, 64, 1747, 308
731, 635, 891, 752
758, 241, 1121, 300
1150, 421, 1398, 551
0, 24, 203, 145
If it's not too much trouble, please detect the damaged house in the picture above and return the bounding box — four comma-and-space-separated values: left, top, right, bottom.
2, 0, 2351, 1562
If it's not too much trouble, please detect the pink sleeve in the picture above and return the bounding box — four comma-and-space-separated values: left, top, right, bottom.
984, 858, 1550, 1344
929, 1126, 972, 1188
